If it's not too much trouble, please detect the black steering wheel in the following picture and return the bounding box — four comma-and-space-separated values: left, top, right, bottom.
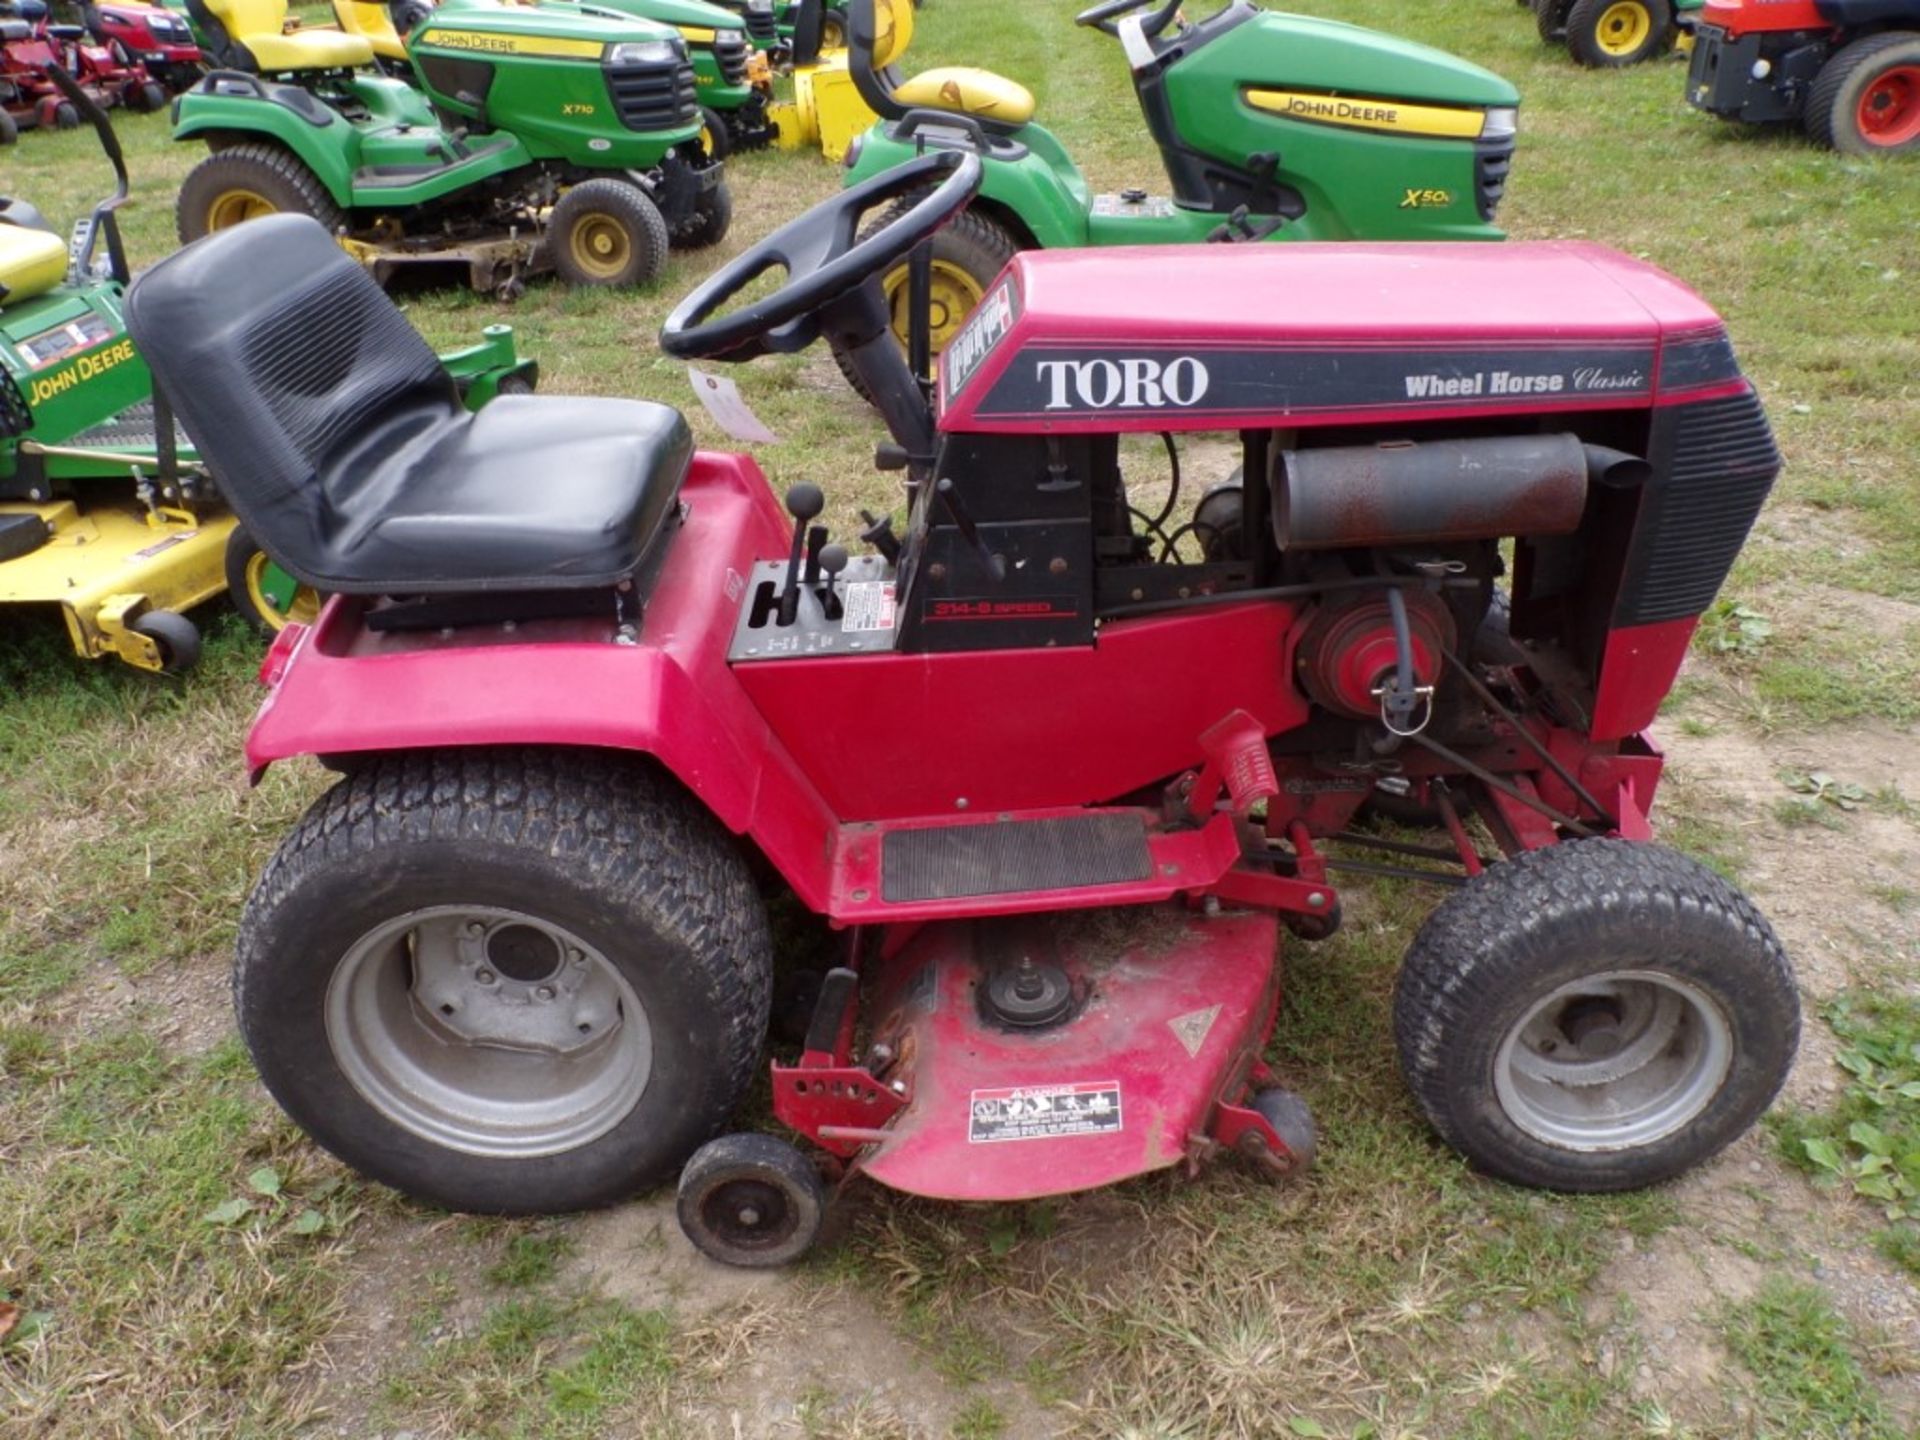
660, 150, 983, 363
1074, 0, 1181, 38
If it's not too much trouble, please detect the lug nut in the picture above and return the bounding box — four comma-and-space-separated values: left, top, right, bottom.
535, 985, 555, 1001
476, 968, 497, 986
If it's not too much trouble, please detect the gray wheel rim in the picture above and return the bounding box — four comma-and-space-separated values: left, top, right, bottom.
325, 905, 651, 1159
1492, 968, 1733, 1153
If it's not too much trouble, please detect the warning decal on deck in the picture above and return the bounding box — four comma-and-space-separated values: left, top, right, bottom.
968, 1082, 1122, 1144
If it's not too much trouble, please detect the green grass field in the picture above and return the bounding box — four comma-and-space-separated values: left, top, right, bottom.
3, 2, 1920, 1436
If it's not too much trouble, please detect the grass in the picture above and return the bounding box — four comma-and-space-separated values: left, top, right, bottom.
4, 0, 1920, 1435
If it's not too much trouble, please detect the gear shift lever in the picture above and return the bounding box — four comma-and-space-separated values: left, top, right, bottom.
780, 483, 824, 625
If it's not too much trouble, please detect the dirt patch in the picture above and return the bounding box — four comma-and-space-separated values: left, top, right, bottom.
55, 950, 234, 1055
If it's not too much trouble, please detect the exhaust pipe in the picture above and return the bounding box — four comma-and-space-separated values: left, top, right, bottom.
1273, 434, 1642, 551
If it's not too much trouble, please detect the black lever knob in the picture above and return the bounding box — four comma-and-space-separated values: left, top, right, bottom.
818, 543, 849, 621
785, 482, 825, 520
859, 509, 901, 565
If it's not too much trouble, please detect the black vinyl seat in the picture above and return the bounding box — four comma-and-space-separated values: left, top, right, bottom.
123, 214, 691, 595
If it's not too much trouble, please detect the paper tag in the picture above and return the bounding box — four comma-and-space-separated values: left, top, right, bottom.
687, 367, 778, 445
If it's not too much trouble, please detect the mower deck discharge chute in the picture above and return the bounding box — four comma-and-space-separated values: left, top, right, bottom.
170, 0, 732, 294
1684, 0, 1920, 152
126, 152, 1798, 1262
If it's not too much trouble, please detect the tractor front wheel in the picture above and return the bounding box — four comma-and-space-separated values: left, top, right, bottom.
1565, 0, 1671, 66
698, 103, 733, 161
672, 179, 733, 251
829, 203, 1020, 406
129, 78, 168, 112
234, 748, 774, 1214
176, 142, 345, 243
224, 528, 321, 634
1534, 0, 1570, 45
1807, 33, 1920, 155
1393, 839, 1798, 1192
548, 178, 670, 288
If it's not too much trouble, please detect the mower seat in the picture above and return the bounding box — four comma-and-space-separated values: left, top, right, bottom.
124, 214, 691, 596
0, 223, 68, 306
848, 0, 1035, 128
330, 0, 406, 63
186, 0, 374, 72
0, 18, 29, 38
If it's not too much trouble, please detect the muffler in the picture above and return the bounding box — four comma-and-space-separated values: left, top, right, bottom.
1273, 434, 1642, 551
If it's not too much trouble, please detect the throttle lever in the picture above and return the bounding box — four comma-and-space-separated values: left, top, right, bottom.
935, 478, 1007, 582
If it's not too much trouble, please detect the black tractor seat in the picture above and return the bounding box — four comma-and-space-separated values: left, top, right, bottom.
124, 214, 691, 596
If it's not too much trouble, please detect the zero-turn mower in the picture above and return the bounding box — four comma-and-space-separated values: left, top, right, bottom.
835, 0, 1521, 380
1684, 0, 1920, 153
171, 0, 733, 295
1, 67, 534, 670
127, 151, 1799, 1257
1532, 0, 1703, 67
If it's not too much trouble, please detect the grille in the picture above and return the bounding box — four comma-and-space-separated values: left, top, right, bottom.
745, 8, 776, 42
606, 57, 698, 131
1475, 137, 1513, 222
1617, 390, 1780, 626
712, 28, 749, 85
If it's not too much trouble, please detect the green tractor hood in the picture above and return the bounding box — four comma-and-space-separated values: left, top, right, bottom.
1235, 13, 1520, 108
589, 0, 749, 35
416, 0, 683, 53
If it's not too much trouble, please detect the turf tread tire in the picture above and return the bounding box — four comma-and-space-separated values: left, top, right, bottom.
1393, 839, 1798, 1192
175, 141, 345, 243
235, 747, 773, 1214
1805, 32, 1920, 154
547, 178, 670, 288
1565, 0, 1671, 67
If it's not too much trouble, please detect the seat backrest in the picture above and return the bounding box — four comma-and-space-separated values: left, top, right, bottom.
846, 0, 910, 117
331, 0, 403, 58
123, 214, 459, 579
183, 0, 286, 68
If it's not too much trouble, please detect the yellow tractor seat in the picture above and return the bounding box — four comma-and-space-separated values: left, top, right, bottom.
187, 0, 374, 72
890, 67, 1035, 126
847, 0, 1036, 132
331, 0, 408, 62
0, 224, 69, 307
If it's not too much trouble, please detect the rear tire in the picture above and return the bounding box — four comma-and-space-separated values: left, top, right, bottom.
176, 142, 345, 243
235, 748, 774, 1214
1393, 840, 1798, 1192
829, 203, 1020, 406
0, 110, 16, 145
1806, 33, 1920, 155
1566, 0, 1671, 67
547, 178, 670, 288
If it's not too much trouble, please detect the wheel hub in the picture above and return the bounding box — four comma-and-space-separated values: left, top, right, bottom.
1859, 65, 1920, 146
1494, 970, 1733, 1152
325, 905, 652, 1158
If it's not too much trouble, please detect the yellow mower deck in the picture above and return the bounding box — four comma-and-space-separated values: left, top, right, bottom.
0, 492, 236, 671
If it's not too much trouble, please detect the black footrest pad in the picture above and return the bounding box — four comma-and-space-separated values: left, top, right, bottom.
881, 814, 1153, 903
0, 512, 51, 563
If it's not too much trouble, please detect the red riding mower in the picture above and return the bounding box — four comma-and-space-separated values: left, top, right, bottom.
85, 0, 204, 92
1684, 0, 1920, 152
0, 0, 164, 133
125, 152, 1799, 1265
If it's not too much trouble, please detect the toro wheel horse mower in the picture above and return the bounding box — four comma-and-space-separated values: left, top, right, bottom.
170, 0, 731, 295
125, 151, 1800, 1261
1684, 0, 1920, 153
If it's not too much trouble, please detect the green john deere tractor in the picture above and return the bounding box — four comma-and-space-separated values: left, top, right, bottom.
331, 0, 776, 158
2, 67, 533, 672
835, 0, 1519, 378
172, 0, 732, 296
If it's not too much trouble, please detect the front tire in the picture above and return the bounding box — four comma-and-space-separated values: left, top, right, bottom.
235, 748, 774, 1214
224, 527, 320, 634
176, 142, 345, 243
698, 103, 733, 161
1806, 33, 1920, 155
547, 178, 670, 288
1566, 0, 1671, 66
1393, 840, 1798, 1192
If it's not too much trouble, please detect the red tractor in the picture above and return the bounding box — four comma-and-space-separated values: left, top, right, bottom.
0, 0, 163, 133
124, 153, 1799, 1263
1685, 0, 1920, 152
84, 0, 203, 92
